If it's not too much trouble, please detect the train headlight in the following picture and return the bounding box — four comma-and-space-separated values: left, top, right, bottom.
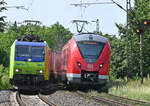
15, 69, 21, 72
77, 62, 81, 68
28, 58, 32, 62
40, 70, 43, 73
37, 70, 43, 74
99, 63, 104, 69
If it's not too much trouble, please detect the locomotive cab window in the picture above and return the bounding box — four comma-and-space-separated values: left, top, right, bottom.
77, 41, 105, 63
15, 45, 45, 58
31, 46, 45, 58
15, 46, 29, 57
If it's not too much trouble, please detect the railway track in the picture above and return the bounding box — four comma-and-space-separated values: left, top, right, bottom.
38, 93, 57, 106
106, 93, 150, 105
16, 91, 26, 106
16, 91, 57, 106
76, 91, 150, 106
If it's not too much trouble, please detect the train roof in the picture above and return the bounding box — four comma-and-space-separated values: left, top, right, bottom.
15, 40, 46, 46
73, 34, 108, 43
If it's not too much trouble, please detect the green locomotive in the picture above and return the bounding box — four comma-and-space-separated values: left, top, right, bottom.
9, 37, 50, 90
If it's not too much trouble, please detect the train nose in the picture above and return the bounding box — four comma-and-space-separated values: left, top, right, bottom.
87, 64, 93, 69
85, 64, 100, 71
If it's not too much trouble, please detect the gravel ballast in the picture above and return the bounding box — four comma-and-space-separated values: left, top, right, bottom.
0, 90, 105, 106
21, 94, 48, 106
46, 90, 104, 106
0, 91, 11, 106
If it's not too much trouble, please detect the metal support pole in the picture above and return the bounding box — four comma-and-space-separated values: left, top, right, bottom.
92, 19, 99, 34
126, 0, 129, 79
140, 34, 143, 84
128, 0, 133, 80
96, 19, 99, 34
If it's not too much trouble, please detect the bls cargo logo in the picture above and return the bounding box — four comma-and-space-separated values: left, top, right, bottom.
87, 64, 93, 69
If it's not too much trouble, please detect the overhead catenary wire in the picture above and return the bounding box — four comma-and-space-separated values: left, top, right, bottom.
27, 0, 34, 11
1, 6, 28, 10
111, 0, 126, 12
26, 0, 35, 20
71, 0, 114, 18
71, 1, 114, 7
71, 0, 115, 33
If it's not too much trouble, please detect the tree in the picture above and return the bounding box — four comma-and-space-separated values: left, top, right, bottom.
28, 22, 73, 50
113, 0, 150, 79
0, 0, 7, 32
98, 0, 150, 80
50, 22, 73, 51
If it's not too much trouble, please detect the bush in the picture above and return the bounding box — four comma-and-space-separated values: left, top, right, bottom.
0, 65, 12, 90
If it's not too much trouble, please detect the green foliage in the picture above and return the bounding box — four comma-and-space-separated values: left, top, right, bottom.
0, 32, 14, 66
49, 22, 73, 50
0, 0, 7, 32
127, 0, 150, 78
29, 22, 73, 50
90, 79, 150, 102
104, 0, 150, 80
109, 78, 150, 101
0, 65, 12, 90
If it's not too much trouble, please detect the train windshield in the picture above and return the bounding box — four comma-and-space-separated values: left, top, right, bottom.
15, 46, 29, 57
15, 46, 45, 58
77, 41, 105, 63
31, 46, 45, 58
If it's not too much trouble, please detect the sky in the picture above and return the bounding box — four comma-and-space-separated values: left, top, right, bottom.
2, 0, 134, 35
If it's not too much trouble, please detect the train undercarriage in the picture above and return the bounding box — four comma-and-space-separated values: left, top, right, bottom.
10, 74, 50, 91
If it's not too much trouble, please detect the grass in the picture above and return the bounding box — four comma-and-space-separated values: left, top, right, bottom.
0, 65, 12, 90
89, 78, 150, 103
109, 78, 150, 102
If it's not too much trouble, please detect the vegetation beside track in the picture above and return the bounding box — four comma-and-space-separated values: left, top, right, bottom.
0, 65, 12, 90
90, 78, 150, 103
109, 78, 150, 102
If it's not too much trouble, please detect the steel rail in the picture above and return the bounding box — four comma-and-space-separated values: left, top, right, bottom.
76, 91, 131, 106
38, 93, 57, 106
106, 93, 150, 105
16, 91, 26, 106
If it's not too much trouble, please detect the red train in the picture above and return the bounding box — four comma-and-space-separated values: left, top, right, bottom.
61, 34, 111, 86
49, 50, 62, 83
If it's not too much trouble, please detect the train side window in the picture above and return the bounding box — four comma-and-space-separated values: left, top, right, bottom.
64, 49, 68, 66
62, 50, 66, 65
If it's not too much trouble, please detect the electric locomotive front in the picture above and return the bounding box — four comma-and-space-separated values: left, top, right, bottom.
62, 34, 110, 86
9, 40, 50, 90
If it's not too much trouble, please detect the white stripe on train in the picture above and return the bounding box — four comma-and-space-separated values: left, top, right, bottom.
66, 73, 109, 79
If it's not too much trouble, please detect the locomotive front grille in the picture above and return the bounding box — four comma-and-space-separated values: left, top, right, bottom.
13, 74, 44, 85
81, 70, 98, 82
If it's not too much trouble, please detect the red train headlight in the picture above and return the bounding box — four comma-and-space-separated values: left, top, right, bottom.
77, 62, 81, 68
99, 63, 104, 69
